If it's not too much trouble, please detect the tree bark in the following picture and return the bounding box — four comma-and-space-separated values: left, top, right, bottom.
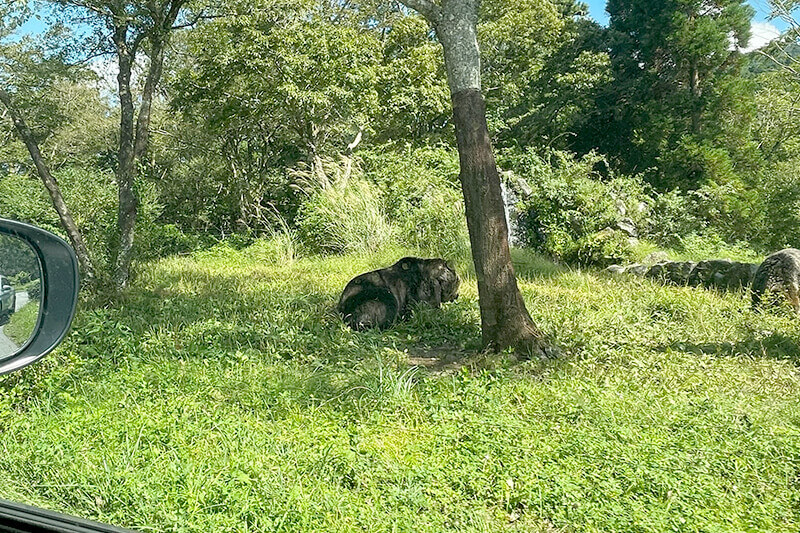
0, 88, 97, 284
451, 89, 549, 355
401, 0, 553, 357
112, 25, 139, 291
111, 4, 177, 291
689, 61, 701, 134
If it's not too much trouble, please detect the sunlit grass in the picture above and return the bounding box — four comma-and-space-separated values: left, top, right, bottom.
0, 242, 797, 532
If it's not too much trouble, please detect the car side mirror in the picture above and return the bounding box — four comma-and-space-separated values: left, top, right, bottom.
0, 219, 79, 374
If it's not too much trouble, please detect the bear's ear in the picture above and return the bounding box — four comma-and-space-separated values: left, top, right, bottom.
401, 262, 410, 270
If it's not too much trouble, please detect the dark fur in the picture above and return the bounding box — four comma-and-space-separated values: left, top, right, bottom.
338, 257, 460, 330
751, 248, 800, 312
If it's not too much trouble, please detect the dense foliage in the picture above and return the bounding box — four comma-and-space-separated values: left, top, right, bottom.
1, 0, 797, 274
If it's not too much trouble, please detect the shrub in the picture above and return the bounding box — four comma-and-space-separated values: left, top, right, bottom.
642, 189, 703, 248
362, 144, 470, 262
397, 189, 471, 265
0, 168, 206, 283
135, 223, 204, 261
755, 159, 800, 251
361, 144, 461, 217
569, 229, 639, 267
511, 149, 648, 265
25, 279, 41, 300
295, 149, 470, 261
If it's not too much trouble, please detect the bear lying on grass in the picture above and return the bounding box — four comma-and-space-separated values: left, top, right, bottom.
338, 257, 460, 330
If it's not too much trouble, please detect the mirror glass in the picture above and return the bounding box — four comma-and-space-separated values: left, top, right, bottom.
0, 234, 41, 358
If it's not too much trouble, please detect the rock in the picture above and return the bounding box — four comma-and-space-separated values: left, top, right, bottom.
616, 218, 638, 238
605, 264, 626, 276
687, 259, 734, 287
688, 259, 758, 290
646, 261, 697, 285
501, 170, 533, 197
624, 264, 648, 276
615, 199, 628, 217
596, 227, 616, 239
643, 251, 670, 265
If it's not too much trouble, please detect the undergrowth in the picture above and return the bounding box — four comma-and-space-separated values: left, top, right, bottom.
0, 242, 797, 532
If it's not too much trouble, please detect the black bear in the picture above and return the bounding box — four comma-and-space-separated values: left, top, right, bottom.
751, 248, 800, 313
338, 257, 460, 330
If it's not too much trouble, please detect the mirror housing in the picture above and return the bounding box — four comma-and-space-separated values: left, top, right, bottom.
0, 219, 79, 374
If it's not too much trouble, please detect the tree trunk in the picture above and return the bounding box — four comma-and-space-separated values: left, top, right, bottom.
401, 0, 553, 357
112, 28, 139, 291
0, 88, 97, 284
112, 29, 168, 291
689, 62, 701, 134
451, 89, 549, 355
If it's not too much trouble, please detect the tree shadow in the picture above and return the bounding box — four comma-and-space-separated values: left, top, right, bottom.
654, 332, 800, 364
510, 248, 568, 281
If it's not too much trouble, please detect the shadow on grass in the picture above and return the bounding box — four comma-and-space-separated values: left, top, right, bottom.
510, 248, 568, 281
655, 332, 800, 363
56, 260, 487, 392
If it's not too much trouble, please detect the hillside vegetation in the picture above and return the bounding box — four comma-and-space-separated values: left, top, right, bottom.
0, 243, 797, 532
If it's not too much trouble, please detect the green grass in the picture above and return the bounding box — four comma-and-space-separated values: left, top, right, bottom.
0, 242, 798, 532
4, 300, 40, 345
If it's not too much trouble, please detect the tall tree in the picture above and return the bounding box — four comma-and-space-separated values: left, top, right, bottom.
580, 0, 754, 188
169, 1, 380, 229
0, 4, 98, 281
52, 0, 190, 290
399, 0, 551, 357
762, 0, 799, 80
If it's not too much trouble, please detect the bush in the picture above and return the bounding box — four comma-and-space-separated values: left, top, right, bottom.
362, 145, 470, 262
755, 159, 800, 251
642, 189, 703, 248
135, 223, 204, 261
397, 189, 471, 264
511, 149, 648, 265
0, 168, 169, 270
295, 149, 470, 262
569, 229, 639, 267
25, 279, 41, 300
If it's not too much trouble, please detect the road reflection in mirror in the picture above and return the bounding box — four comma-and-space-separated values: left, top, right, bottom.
0, 234, 41, 358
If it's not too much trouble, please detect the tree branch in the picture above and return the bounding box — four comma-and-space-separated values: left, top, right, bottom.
398, 0, 440, 22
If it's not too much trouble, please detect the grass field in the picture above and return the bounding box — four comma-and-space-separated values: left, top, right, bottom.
0, 241, 798, 532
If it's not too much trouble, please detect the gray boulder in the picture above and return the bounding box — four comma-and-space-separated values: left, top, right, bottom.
688, 259, 758, 290
646, 261, 697, 285
643, 251, 670, 265
625, 264, 649, 276
605, 264, 627, 276
616, 218, 638, 238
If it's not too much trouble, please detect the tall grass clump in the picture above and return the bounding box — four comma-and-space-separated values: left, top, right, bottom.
398, 190, 471, 265
362, 145, 471, 264
243, 210, 299, 265
294, 156, 395, 254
